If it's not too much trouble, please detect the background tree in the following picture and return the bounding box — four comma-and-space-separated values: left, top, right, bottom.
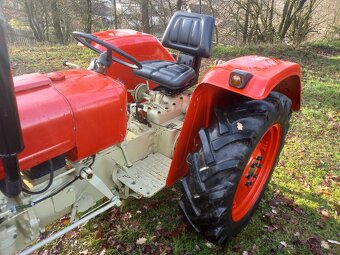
0, 0, 337, 45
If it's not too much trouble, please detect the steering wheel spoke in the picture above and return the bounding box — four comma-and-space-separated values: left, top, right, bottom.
72, 31, 142, 70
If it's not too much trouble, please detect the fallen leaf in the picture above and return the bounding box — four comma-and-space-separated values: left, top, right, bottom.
79, 249, 89, 255
277, 160, 285, 167
263, 224, 279, 233
315, 159, 325, 167
136, 237, 147, 245
98, 248, 106, 255
294, 232, 300, 237
318, 208, 331, 222
95, 230, 104, 239
321, 240, 330, 250
327, 240, 340, 245
205, 242, 213, 248
280, 241, 287, 247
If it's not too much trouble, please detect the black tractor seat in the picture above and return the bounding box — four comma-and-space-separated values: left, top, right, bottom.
133, 60, 196, 91
132, 11, 214, 94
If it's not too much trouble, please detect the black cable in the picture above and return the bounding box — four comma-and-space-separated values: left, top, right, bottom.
88, 155, 96, 168
22, 160, 54, 195
32, 176, 80, 205
0, 174, 81, 223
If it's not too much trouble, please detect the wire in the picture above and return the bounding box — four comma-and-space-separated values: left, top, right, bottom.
22, 160, 54, 195
0, 175, 80, 225
32, 176, 80, 205
88, 155, 96, 168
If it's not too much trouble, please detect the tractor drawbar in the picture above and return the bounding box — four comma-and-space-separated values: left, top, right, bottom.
0, 21, 24, 197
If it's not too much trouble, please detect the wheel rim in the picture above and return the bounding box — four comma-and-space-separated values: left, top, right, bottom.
232, 123, 282, 222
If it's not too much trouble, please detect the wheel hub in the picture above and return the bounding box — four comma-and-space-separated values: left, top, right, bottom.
232, 124, 282, 222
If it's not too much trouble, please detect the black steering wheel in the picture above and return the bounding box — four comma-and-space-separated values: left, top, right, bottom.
72, 31, 142, 70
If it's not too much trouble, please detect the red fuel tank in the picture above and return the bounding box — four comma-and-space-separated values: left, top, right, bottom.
0, 70, 127, 179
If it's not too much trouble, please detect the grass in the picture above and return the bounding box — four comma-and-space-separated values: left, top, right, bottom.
9, 40, 340, 255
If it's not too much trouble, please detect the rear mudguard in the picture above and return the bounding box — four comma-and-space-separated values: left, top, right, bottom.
166, 55, 301, 186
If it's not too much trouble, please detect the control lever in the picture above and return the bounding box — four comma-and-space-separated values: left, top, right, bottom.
63, 60, 80, 69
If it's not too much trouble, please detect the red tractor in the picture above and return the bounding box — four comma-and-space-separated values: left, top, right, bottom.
0, 12, 301, 254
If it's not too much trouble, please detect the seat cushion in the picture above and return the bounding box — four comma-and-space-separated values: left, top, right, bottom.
133, 60, 196, 90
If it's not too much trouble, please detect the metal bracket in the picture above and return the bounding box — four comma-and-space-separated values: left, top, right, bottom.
80, 167, 116, 200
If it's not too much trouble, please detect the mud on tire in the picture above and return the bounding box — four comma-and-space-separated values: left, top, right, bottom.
179, 92, 291, 245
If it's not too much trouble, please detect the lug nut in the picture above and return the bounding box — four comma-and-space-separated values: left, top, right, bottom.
245, 181, 253, 186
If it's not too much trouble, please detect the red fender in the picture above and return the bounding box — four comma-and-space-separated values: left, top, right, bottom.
166, 55, 302, 186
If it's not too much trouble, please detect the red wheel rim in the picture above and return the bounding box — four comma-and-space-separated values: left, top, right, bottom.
232, 123, 282, 222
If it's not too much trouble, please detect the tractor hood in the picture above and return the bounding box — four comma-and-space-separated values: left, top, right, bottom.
0, 70, 127, 179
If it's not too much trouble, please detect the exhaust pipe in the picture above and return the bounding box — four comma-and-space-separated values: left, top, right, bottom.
0, 20, 24, 197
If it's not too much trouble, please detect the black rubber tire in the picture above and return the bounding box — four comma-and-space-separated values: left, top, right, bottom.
179, 92, 291, 245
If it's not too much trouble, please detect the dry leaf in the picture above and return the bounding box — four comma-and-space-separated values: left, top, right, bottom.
328, 240, 340, 245
294, 232, 300, 237
321, 240, 330, 250
136, 237, 147, 245
98, 248, 106, 255
80, 250, 89, 255
280, 241, 287, 247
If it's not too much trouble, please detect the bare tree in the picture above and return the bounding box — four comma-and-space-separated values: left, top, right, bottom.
84, 0, 92, 33
176, 0, 183, 11
51, 0, 64, 43
141, 0, 150, 33
22, 0, 50, 41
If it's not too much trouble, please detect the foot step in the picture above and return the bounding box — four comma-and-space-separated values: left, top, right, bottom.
117, 153, 171, 197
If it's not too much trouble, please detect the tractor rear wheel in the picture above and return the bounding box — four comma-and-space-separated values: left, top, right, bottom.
179, 92, 291, 245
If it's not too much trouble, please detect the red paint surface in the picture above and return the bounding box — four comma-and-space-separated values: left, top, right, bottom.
0, 70, 126, 179
200, 55, 302, 110
90, 29, 175, 101
166, 56, 302, 186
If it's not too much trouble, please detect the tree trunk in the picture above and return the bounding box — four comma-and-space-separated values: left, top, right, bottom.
243, 0, 251, 44
141, 0, 150, 33
23, 0, 44, 41
84, 0, 92, 33
113, 0, 118, 29
268, 0, 275, 42
208, 0, 218, 43
176, 0, 183, 11
51, 0, 64, 43
278, 0, 307, 40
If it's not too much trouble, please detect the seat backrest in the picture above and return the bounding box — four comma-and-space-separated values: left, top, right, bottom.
162, 12, 215, 58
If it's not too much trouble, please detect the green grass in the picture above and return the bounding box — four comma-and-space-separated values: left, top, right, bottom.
9, 41, 340, 254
